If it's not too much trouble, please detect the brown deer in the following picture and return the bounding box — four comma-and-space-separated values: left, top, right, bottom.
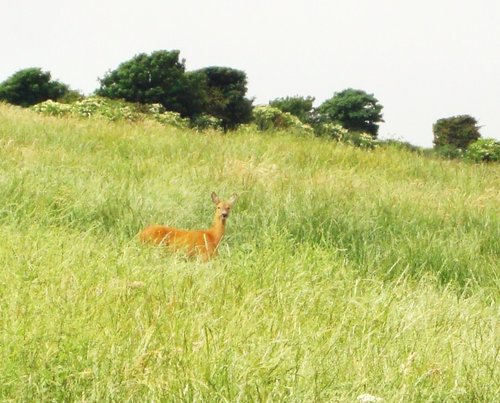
140, 192, 238, 261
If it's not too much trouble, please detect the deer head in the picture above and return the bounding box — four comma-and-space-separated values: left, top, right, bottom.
211, 192, 238, 224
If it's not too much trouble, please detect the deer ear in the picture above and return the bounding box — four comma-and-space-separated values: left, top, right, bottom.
211, 192, 220, 204
228, 193, 238, 206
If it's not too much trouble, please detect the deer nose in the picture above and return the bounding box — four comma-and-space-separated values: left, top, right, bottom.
221, 212, 228, 219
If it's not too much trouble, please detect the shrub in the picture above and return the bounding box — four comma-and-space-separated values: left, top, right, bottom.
33, 97, 135, 121
190, 114, 223, 131
315, 122, 349, 140
316, 123, 378, 149
31, 100, 71, 117
253, 105, 313, 133
31, 97, 191, 128
465, 138, 500, 162
146, 103, 165, 115
141, 102, 188, 128
343, 131, 379, 149
71, 97, 134, 121
269, 95, 315, 124
151, 110, 189, 129
434, 144, 464, 160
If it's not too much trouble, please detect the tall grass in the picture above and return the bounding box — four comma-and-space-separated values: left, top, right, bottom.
0, 104, 498, 401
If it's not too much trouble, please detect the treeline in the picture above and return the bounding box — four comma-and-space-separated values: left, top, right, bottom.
0, 50, 383, 137
0, 49, 498, 162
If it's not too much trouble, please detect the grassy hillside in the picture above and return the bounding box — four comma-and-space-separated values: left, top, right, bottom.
0, 103, 498, 401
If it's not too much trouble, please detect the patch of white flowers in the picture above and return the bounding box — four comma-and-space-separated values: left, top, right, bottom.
32, 97, 190, 128
146, 103, 165, 115
191, 114, 223, 132
318, 122, 349, 140
32, 97, 138, 121
31, 100, 71, 117
319, 122, 378, 149
151, 110, 189, 129
465, 138, 500, 162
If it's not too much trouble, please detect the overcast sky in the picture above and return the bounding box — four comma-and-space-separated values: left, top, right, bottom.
2, 0, 499, 146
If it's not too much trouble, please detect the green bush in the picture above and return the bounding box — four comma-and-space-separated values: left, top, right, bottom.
151, 110, 189, 129
434, 144, 464, 160
145, 103, 165, 115
76, 97, 140, 121
32, 97, 141, 122
32, 97, 192, 128
31, 100, 71, 117
316, 123, 378, 149
269, 95, 315, 124
190, 114, 223, 131
253, 105, 313, 133
465, 138, 500, 162
143, 102, 189, 128
315, 122, 349, 140
342, 131, 378, 149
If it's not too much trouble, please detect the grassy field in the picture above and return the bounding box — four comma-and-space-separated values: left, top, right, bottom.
0, 103, 498, 401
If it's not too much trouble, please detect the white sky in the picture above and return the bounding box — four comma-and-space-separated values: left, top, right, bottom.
2, 0, 499, 146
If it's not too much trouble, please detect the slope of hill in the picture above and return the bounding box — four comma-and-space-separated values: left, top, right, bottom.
0, 104, 498, 401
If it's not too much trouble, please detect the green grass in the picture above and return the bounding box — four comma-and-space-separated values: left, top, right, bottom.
0, 103, 498, 401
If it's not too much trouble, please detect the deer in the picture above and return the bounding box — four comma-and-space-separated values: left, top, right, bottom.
139, 192, 238, 261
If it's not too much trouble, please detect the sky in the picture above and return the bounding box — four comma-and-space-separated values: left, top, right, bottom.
2, 0, 499, 147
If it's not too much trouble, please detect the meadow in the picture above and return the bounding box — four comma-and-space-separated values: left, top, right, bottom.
0, 103, 498, 401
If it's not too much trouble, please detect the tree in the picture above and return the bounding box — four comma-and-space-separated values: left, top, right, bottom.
433, 115, 481, 150
269, 95, 315, 124
0, 67, 70, 107
317, 88, 384, 137
174, 71, 208, 119
96, 50, 205, 118
193, 67, 253, 131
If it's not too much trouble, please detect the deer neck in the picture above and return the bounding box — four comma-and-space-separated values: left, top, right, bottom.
209, 215, 226, 244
